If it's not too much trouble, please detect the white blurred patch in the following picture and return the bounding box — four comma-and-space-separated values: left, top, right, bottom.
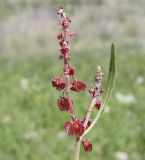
2, 114, 12, 124
136, 76, 144, 85
114, 151, 128, 160
20, 78, 29, 90
57, 131, 65, 139
24, 131, 38, 141
115, 92, 135, 104
104, 105, 110, 113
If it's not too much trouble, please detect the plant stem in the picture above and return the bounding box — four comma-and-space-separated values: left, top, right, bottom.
80, 101, 105, 141
83, 97, 96, 128
73, 138, 81, 160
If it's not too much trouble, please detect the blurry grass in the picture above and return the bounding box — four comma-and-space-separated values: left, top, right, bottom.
0, 47, 145, 160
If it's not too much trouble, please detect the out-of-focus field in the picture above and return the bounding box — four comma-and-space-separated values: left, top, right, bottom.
0, 0, 145, 160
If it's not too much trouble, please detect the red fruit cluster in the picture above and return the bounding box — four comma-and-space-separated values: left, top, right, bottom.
52, 7, 105, 154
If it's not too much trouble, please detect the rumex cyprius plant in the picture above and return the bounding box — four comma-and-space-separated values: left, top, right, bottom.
52, 7, 116, 160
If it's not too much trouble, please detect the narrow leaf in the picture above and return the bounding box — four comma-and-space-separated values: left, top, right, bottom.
103, 43, 116, 107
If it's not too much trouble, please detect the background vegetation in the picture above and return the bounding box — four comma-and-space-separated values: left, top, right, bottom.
0, 0, 145, 160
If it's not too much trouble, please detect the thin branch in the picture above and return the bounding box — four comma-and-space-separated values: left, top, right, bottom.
83, 97, 96, 128
80, 103, 104, 141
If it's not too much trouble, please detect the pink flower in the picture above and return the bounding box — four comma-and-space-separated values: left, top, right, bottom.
64, 65, 75, 76
82, 140, 92, 152
57, 97, 70, 111
52, 77, 65, 91
71, 80, 86, 92
95, 99, 101, 110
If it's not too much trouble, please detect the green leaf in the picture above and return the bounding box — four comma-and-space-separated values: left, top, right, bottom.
103, 43, 116, 108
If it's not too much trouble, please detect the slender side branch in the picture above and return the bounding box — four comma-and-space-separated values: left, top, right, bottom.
80, 43, 116, 140
80, 103, 104, 141
83, 97, 97, 128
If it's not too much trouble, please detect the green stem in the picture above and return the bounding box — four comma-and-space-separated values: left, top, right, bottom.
73, 138, 81, 160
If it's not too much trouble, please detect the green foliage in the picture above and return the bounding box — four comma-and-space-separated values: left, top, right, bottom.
0, 48, 145, 160
103, 43, 116, 108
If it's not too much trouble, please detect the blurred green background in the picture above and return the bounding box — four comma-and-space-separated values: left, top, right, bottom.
0, 0, 145, 160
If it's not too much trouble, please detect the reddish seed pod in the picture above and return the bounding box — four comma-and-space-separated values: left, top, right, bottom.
65, 119, 84, 136
86, 119, 92, 128
82, 118, 92, 129
52, 77, 65, 91
95, 99, 101, 110
71, 80, 86, 92
57, 97, 70, 111
82, 140, 92, 152
57, 32, 64, 40
64, 65, 75, 76
60, 45, 70, 55
72, 120, 84, 136
65, 120, 74, 135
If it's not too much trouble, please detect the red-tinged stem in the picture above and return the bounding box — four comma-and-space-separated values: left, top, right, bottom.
65, 75, 75, 119
63, 29, 75, 120
83, 97, 97, 128
73, 137, 81, 160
